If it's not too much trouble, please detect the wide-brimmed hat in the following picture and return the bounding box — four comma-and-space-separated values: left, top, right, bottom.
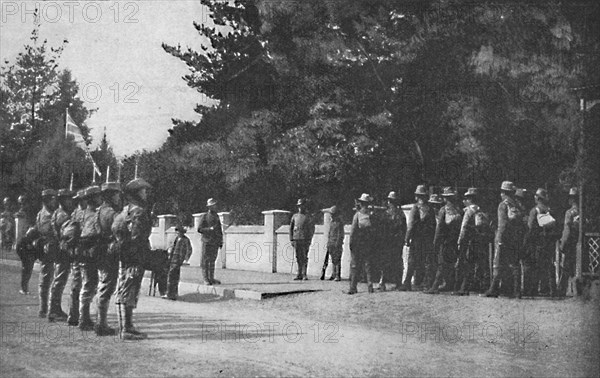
357, 193, 373, 202
101, 182, 121, 192
414, 185, 428, 196
535, 188, 548, 200
73, 189, 86, 200
57, 189, 74, 198
568, 187, 578, 197
515, 188, 527, 198
323, 205, 339, 215
296, 198, 306, 206
207, 198, 218, 207
125, 178, 152, 192
41, 189, 57, 197
441, 187, 457, 197
387, 191, 398, 201
84, 186, 101, 198
428, 194, 443, 204
500, 181, 515, 192
463, 188, 478, 197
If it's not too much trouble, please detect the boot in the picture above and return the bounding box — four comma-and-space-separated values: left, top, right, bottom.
424, 266, 444, 295
293, 261, 302, 280
67, 297, 79, 326
122, 306, 146, 340
210, 263, 221, 285
512, 267, 522, 299
47, 298, 68, 322
481, 269, 500, 297
334, 264, 341, 281
320, 265, 326, 280
94, 303, 116, 336
78, 302, 95, 331
302, 263, 309, 281
345, 266, 358, 294
39, 290, 49, 318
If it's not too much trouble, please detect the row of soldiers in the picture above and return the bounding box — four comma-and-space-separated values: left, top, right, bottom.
324, 181, 578, 297
14, 178, 154, 340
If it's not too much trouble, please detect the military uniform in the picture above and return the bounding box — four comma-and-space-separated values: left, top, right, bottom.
379, 198, 406, 290
47, 191, 73, 322
525, 198, 558, 297
425, 189, 462, 294
348, 194, 377, 294
321, 206, 344, 281
165, 231, 193, 299
94, 182, 122, 335
558, 193, 579, 296
456, 198, 491, 294
35, 190, 58, 317
483, 182, 524, 298
114, 178, 153, 340
198, 203, 223, 284
78, 188, 102, 330
401, 192, 435, 291
67, 195, 86, 326
289, 199, 314, 281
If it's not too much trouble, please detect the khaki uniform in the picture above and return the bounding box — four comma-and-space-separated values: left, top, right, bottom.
558, 205, 579, 296
78, 207, 100, 326
47, 206, 71, 319
67, 206, 85, 325
426, 203, 462, 292
403, 202, 435, 290
456, 204, 491, 293
198, 211, 223, 284
36, 206, 57, 316
525, 204, 558, 296
290, 212, 314, 279
349, 209, 378, 292
95, 202, 119, 331
380, 206, 406, 288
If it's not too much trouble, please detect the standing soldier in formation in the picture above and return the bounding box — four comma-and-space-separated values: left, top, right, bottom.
198, 198, 224, 285
113, 178, 153, 340
47, 189, 74, 322
320, 205, 344, 281
35, 189, 58, 318
424, 194, 443, 290
78, 186, 102, 330
558, 187, 579, 297
483, 181, 523, 298
67, 189, 86, 326
94, 182, 122, 336
401, 185, 435, 291
455, 188, 490, 295
15, 195, 37, 295
525, 188, 558, 297
163, 225, 193, 300
346, 194, 377, 294
424, 187, 463, 294
378, 192, 406, 291
290, 198, 314, 281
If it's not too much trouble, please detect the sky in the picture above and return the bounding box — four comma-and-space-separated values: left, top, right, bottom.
1, 0, 214, 158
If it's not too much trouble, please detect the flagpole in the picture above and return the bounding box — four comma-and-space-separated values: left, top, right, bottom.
69, 172, 74, 191
65, 108, 68, 139
134, 159, 138, 179
106, 165, 110, 184
117, 160, 122, 183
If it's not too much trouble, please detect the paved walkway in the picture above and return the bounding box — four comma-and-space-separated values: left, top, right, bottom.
0, 248, 352, 300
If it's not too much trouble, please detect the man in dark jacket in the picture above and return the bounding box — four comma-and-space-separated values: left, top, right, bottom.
198, 198, 223, 285
163, 226, 193, 299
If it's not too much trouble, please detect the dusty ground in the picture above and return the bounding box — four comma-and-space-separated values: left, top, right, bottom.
1, 263, 598, 377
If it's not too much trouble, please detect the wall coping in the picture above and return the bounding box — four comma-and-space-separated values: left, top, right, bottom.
261, 210, 291, 215
157, 214, 176, 218
225, 225, 264, 234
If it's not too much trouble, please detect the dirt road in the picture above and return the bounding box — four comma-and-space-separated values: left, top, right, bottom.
1, 264, 598, 377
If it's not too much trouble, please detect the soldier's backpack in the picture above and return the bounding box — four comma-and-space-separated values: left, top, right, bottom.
60, 219, 81, 250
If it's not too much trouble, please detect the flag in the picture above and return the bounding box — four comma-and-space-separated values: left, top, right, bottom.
65, 110, 101, 177
65, 111, 86, 148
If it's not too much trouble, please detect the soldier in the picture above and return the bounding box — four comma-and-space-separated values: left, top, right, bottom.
482, 181, 523, 298
558, 187, 579, 297
423, 194, 443, 290
346, 194, 377, 294
320, 205, 344, 281
163, 226, 193, 300
198, 198, 224, 285
35, 189, 58, 318
67, 189, 86, 326
94, 182, 122, 336
400, 185, 435, 291
47, 189, 75, 322
378, 192, 406, 291
516, 188, 537, 297
424, 187, 463, 294
16, 194, 36, 295
289, 198, 314, 281
525, 188, 558, 297
454, 188, 491, 295
114, 178, 153, 340
78, 186, 102, 331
